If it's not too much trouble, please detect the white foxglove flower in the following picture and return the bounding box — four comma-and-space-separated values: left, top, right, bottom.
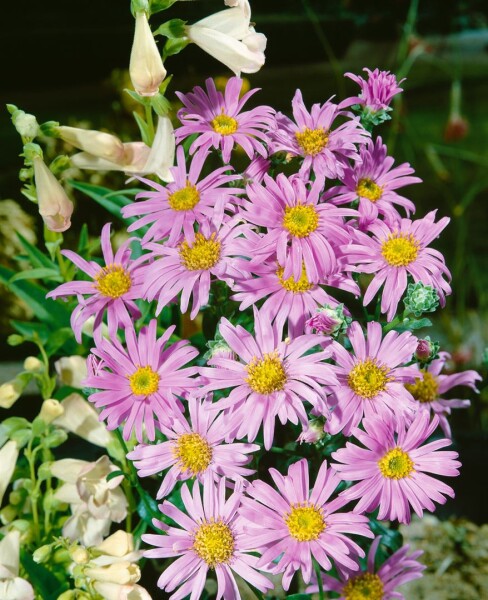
186, 1, 266, 75
57, 126, 125, 163
54, 355, 87, 389
31, 153, 73, 232
0, 441, 19, 506
38, 399, 64, 424
93, 582, 152, 600
53, 393, 112, 448
0, 531, 34, 600
130, 12, 166, 96
71, 115, 175, 182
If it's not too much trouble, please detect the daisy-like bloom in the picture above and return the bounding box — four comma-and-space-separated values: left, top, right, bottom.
326, 321, 419, 436
143, 477, 273, 600
127, 396, 259, 499
84, 319, 199, 442
344, 68, 404, 113
239, 459, 373, 591
325, 136, 421, 228
175, 77, 275, 163
270, 89, 369, 179
199, 307, 337, 449
143, 218, 253, 319
241, 173, 356, 283
343, 210, 452, 321
331, 412, 461, 524
405, 351, 481, 437
47, 223, 144, 342
307, 536, 425, 600
122, 146, 242, 245
231, 249, 358, 336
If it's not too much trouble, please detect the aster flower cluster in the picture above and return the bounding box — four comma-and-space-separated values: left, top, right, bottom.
44, 65, 482, 600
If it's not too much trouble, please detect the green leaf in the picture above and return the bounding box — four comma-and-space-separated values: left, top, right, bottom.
150, 0, 178, 14
45, 328, 75, 356
43, 228, 63, 261
133, 111, 151, 145
163, 37, 189, 59
16, 233, 55, 270
151, 93, 171, 117
10, 268, 63, 283
69, 181, 136, 224
106, 469, 126, 482
286, 595, 313, 600
11, 320, 50, 344
137, 495, 160, 525
155, 19, 187, 39
77, 223, 89, 255
0, 266, 70, 327
125, 89, 151, 107
20, 549, 68, 600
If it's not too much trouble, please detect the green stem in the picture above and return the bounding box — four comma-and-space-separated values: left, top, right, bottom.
145, 104, 155, 145
25, 441, 42, 544
314, 558, 325, 600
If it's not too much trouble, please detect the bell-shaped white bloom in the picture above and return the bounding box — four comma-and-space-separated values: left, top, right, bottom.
57, 126, 125, 163
52, 456, 127, 546
32, 154, 73, 232
38, 399, 64, 424
93, 581, 152, 600
0, 531, 34, 600
0, 441, 19, 506
53, 393, 112, 448
0, 380, 23, 409
54, 355, 87, 389
71, 115, 174, 182
94, 531, 134, 559
186, 0, 266, 75
130, 12, 166, 96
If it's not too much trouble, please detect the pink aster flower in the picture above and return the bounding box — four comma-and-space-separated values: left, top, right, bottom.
325, 136, 421, 228
331, 412, 461, 524
143, 218, 253, 319
308, 536, 425, 600
270, 89, 370, 179
345, 68, 404, 113
241, 173, 356, 282
47, 223, 144, 342
230, 249, 358, 337
127, 395, 258, 499
199, 308, 338, 449
84, 319, 199, 442
343, 210, 452, 321
121, 146, 243, 245
326, 321, 419, 436
143, 477, 273, 600
239, 459, 373, 590
175, 76, 275, 163
405, 351, 481, 437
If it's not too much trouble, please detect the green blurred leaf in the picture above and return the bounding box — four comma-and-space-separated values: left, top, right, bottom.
133, 111, 151, 145
150, 0, 178, 14
69, 181, 136, 224
45, 328, 75, 356
20, 549, 67, 600
163, 37, 189, 59
10, 268, 63, 283
16, 233, 55, 270
0, 266, 70, 327
11, 320, 50, 344
155, 19, 187, 39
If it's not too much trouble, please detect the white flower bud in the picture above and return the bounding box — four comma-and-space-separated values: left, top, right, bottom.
130, 12, 166, 96
54, 356, 88, 389
0, 381, 23, 409
31, 154, 73, 232
95, 531, 134, 558
23, 356, 43, 373
56, 126, 125, 163
69, 546, 90, 565
93, 581, 152, 600
85, 562, 140, 585
38, 399, 64, 424
11, 109, 39, 139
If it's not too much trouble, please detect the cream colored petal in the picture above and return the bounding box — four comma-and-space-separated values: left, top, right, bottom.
0, 530, 20, 577
193, 6, 250, 37
53, 393, 112, 448
0, 578, 35, 600
93, 581, 152, 600
95, 531, 134, 558
0, 441, 19, 507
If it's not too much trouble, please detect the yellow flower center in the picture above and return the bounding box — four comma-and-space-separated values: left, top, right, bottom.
381, 233, 419, 267
348, 359, 391, 399
168, 183, 200, 211
378, 447, 414, 479
173, 433, 213, 475
342, 573, 385, 600
211, 114, 238, 135
95, 264, 131, 298
246, 351, 287, 395
179, 233, 221, 271
283, 205, 319, 238
128, 366, 160, 396
285, 503, 325, 542
192, 520, 235, 568
405, 371, 439, 403
356, 178, 383, 202
295, 127, 329, 156
277, 264, 313, 293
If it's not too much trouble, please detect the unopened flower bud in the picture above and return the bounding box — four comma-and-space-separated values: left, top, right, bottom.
403, 282, 439, 317
10, 107, 39, 139
95, 530, 134, 557
414, 337, 440, 365
23, 356, 43, 373
38, 399, 64, 424
306, 304, 350, 337
204, 332, 236, 366
33, 544, 52, 564
130, 12, 166, 96
297, 417, 326, 444
0, 380, 23, 408
57, 591, 78, 600
69, 545, 90, 565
